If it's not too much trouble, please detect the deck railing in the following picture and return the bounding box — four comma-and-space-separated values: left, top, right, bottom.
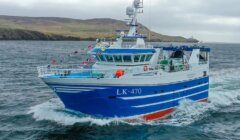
37, 64, 162, 79
37, 62, 196, 79
37, 65, 120, 78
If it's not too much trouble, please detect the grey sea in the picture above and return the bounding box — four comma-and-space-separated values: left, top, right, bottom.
0, 41, 240, 140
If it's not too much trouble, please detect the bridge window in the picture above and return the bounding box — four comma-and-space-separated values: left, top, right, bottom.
170, 50, 184, 59
99, 55, 106, 61
105, 55, 114, 62
145, 54, 153, 61
134, 55, 140, 62
199, 51, 208, 63
96, 54, 153, 63
95, 55, 101, 61
140, 55, 146, 62
113, 55, 123, 62
123, 55, 132, 62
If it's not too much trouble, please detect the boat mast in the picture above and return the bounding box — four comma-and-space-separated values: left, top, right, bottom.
125, 0, 146, 48
115, 0, 145, 48
126, 0, 143, 37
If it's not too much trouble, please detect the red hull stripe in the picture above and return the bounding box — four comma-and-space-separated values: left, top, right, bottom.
142, 108, 175, 121
141, 98, 208, 121
199, 98, 208, 102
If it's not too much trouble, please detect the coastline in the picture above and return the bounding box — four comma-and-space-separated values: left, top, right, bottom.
0, 15, 199, 43
0, 28, 198, 43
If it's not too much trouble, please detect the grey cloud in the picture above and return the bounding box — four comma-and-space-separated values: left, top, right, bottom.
0, 0, 239, 43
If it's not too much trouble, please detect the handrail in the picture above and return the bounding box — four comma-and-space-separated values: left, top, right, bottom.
37, 62, 200, 78
37, 64, 144, 78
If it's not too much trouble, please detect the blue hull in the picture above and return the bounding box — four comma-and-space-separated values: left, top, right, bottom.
48, 77, 209, 118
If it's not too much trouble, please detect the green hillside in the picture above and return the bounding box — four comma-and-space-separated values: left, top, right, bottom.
0, 15, 198, 42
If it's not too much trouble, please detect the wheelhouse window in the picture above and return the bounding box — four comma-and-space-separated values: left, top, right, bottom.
113, 55, 123, 63
199, 51, 208, 63
134, 55, 140, 62
95, 55, 101, 61
99, 55, 106, 61
123, 55, 132, 62
96, 54, 153, 63
105, 55, 114, 62
145, 54, 153, 61
140, 55, 146, 62
170, 51, 184, 59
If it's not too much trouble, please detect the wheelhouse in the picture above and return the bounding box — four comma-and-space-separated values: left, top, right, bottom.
90, 48, 155, 66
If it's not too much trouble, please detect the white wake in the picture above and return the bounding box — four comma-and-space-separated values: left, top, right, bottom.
27, 99, 124, 126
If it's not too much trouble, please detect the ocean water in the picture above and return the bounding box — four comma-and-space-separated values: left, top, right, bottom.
0, 41, 240, 140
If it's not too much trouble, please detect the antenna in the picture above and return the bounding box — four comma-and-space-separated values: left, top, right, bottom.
133, 0, 143, 13
126, 6, 134, 17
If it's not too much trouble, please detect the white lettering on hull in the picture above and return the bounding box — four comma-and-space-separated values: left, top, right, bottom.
117, 88, 142, 95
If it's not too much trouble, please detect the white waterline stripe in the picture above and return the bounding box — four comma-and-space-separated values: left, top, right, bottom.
54, 88, 93, 91
120, 83, 209, 100
55, 90, 84, 93
55, 88, 92, 92
52, 86, 106, 89
132, 90, 209, 108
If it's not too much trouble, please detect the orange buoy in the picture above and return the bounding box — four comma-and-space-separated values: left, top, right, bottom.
116, 69, 125, 78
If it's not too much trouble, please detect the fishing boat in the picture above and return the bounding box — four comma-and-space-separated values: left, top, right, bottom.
37, 0, 210, 121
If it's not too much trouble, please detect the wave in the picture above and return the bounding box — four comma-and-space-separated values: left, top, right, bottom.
28, 68, 240, 126
27, 99, 125, 126
160, 68, 240, 126
209, 68, 240, 107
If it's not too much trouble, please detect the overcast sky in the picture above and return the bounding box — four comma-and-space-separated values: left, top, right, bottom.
0, 0, 239, 43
